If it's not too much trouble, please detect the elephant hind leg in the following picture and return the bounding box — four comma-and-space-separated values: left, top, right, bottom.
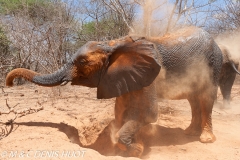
184, 96, 202, 136
185, 92, 216, 143
199, 96, 216, 143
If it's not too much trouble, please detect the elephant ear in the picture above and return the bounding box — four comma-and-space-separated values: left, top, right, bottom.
97, 36, 161, 99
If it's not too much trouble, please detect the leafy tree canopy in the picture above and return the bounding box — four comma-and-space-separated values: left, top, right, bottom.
0, 0, 47, 15
0, 0, 72, 27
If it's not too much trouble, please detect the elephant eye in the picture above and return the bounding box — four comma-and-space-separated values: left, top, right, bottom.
79, 59, 88, 66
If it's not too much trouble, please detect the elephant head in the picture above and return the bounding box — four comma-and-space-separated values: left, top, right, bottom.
6, 36, 161, 99
218, 44, 240, 106
219, 44, 240, 74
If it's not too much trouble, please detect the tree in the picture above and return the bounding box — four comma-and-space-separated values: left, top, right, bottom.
0, 0, 80, 84
207, 0, 240, 35
0, 27, 9, 55
76, 0, 136, 42
1, 0, 79, 69
0, 26, 11, 83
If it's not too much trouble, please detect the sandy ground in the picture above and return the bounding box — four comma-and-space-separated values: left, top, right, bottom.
0, 77, 239, 160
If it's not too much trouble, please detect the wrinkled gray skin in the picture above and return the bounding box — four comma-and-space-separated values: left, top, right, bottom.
6, 26, 223, 157
218, 44, 240, 107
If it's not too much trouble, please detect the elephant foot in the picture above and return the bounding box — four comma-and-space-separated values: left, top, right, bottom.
127, 143, 144, 158
115, 142, 143, 158
200, 130, 216, 143
223, 100, 231, 108
116, 142, 127, 151
184, 125, 201, 136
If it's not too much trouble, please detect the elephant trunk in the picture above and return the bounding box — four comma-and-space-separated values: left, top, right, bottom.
6, 68, 38, 86
6, 66, 70, 87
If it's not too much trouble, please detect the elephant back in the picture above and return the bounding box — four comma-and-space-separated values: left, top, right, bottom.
149, 26, 222, 85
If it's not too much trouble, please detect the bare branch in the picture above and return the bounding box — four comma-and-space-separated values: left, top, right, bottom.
0, 99, 44, 139
0, 99, 43, 120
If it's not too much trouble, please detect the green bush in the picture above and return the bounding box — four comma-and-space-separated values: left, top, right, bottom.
0, 0, 46, 15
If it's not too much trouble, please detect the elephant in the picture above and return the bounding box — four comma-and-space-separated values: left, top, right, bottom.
6, 26, 223, 157
218, 44, 240, 107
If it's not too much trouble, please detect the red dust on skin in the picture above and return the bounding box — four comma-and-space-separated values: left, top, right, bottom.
147, 26, 198, 46
6, 68, 39, 87
71, 53, 107, 80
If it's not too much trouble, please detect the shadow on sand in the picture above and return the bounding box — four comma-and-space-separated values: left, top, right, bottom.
15, 120, 199, 158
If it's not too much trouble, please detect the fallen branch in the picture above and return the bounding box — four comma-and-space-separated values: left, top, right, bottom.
212, 110, 222, 115
0, 99, 44, 139
1, 86, 5, 93
0, 99, 43, 118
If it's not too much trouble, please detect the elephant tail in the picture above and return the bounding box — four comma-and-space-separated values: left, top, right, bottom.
230, 62, 240, 75
6, 68, 39, 87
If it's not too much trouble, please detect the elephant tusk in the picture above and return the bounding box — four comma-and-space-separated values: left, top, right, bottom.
230, 62, 240, 75
60, 81, 69, 86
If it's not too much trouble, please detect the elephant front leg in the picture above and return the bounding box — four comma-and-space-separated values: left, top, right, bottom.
115, 120, 144, 157
114, 82, 158, 157
113, 103, 144, 157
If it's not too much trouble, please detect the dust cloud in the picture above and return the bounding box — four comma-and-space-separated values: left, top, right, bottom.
130, 0, 176, 37
127, 0, 217, 116
155, 59, 213, 100
215, 30, 240, 62
129, 1, 215, 100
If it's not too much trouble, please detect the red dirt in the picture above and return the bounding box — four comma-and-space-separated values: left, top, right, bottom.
0, 77, 240, 160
